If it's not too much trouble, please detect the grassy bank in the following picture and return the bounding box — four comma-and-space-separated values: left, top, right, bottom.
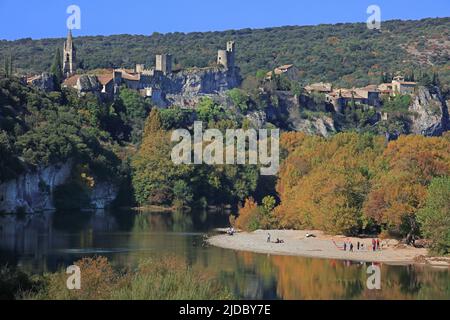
17, 256, 233, 300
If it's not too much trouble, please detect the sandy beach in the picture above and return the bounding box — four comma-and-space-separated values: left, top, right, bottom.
208, 229, 437, 265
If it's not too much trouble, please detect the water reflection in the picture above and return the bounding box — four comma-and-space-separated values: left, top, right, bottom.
0, 210, 449, 300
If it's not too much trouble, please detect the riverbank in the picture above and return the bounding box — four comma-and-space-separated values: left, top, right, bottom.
208, 230, 449, 266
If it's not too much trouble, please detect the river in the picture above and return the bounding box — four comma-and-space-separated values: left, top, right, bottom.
0, 209, 449, 299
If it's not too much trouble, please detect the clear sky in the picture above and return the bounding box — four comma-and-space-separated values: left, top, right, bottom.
0, 0, 448, 40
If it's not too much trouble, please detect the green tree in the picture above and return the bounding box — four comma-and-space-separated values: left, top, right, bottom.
417, 176, 450, 255
227, 88, 250, 113
196, 97, 222, 123
261, 195, 276, 215
50, 47, 63, 87
173, 180, 194, 208
3, 54, 13, 78
131, 109, 192, 205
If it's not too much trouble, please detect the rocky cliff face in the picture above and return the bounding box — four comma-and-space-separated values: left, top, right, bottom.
0, 161, 118, 214
160, 67, 241, 108
264, 91, 337, 137
89, 182, 119, 210
166, 67, 241, 95
0, 162, 72, 213
409, 86, 449, 136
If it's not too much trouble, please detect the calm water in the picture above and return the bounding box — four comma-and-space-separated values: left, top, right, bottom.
0, 210, 449, 300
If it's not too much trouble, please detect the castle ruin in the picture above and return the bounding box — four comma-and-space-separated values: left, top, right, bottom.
217, 41, 235, 70
61, 34, 241, 107
155, 54, 173, 75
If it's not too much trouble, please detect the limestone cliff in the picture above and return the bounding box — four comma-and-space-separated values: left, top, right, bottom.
409, 86, 449, 136
264, 91, 337, 137
0, 161, 118, 214
166, 67, 241, 94
161, 67, 241, 107
0, 162, 72, 213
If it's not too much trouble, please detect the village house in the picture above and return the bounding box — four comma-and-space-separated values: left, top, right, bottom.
266, 64, 299, 81
304, 82, 333, 94
391, 76, 417, 95
378, 76, 417, 96
325, 85, 380, 112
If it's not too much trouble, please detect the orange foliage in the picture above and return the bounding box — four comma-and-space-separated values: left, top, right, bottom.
274, 132, 450, 237
235, 198, 261, 231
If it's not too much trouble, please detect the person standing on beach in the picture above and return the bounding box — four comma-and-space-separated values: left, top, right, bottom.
350, 243, 354, 252
267, 233, 271, 243
357, 242, 360, 251
344, 242, 347, 251
376, 239, 380, 250
372, 239, 376, 251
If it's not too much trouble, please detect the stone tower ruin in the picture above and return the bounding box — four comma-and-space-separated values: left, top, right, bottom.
63, 30, 76, 77
217, 41, 235, 70
155, 54, 172, 75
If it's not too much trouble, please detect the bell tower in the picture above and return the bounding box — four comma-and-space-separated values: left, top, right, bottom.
63, 30, 77, 77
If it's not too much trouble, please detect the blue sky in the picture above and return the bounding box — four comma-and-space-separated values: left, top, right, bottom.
0, 0, 448, 40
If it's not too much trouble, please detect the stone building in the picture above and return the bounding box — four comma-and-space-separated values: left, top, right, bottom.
266, 64, 300, 81
378, 76, 417, 96
325, 85, 380, 112
305, 82, 333, 94
63, 30, 76, 77
155, 54, 172, 75
62, 40, 241, 108
391, 76, 416, 95
217, 41, 236, 70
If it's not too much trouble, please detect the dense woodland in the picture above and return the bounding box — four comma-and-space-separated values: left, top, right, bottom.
1, 18, 449, 88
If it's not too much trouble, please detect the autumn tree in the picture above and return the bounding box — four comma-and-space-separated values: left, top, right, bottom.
235, 198, 261, 231
363, 135, 450, 242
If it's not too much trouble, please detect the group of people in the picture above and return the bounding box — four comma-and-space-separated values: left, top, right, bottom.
227, 227, 236, 236
343, 239, 381, 252
267, 233, 285, 244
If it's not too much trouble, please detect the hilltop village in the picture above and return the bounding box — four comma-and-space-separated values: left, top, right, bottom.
22, 30, 448, 139
27, 30, 242, 108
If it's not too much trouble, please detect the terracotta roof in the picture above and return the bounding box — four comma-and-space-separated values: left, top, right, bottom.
63, 75, 80, 87
121, 71, 140, 81
278, 64, 294, 70
335, 89, 365, 99
26, 75, 41, 83
361, 84, 379, 92
305, 82, 332, 92
97, 74, 114, 85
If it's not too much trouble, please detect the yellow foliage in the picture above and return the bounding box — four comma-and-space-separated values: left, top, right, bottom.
274, 132, 450, 236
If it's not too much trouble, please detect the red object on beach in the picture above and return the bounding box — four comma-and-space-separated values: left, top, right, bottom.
332, 240, 344, 251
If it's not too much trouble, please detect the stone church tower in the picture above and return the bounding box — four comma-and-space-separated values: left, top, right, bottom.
63, 30, 76, 77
